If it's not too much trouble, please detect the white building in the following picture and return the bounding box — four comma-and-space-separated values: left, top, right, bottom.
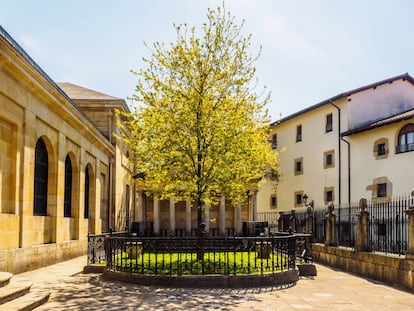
257, 73, 414, 218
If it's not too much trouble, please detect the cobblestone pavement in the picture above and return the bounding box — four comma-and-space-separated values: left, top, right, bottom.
17, 256, 414, 310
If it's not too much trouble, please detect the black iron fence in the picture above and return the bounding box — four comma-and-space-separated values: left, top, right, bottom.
104, 234, 311, 276
87, 231, 128, 264
367, 196, 410, 255
278, 194, 411, 256
256, 211, 279, 226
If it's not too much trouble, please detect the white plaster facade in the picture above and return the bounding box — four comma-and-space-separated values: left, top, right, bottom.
257, 74, 414, 218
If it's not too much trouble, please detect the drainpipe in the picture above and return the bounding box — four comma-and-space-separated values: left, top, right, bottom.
330, 103, 342, 207
341, 136, 351, 240
341, 137, 351, 204
331, 102, 352, 244
330, 102, 342, 243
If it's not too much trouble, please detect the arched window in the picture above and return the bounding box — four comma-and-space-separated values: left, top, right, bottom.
397, 124, 414, 153
34, 138, 48, 215
84, 166, 90, 218
64, 155, 72, 217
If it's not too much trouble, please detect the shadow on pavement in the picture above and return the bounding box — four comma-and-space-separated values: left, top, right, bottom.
35, 273, 296, 311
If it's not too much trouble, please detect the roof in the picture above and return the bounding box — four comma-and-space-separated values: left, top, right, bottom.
271, 73, 414, 127
57, 82, 121, 101
0, 26, 82, 113
341, 108, 414, 136
0, 26, 114, 151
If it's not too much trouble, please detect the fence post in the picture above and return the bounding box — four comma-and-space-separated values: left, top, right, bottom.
289, 210, 298, 232
325, 202, 337, 246
355, 198, 371, 252
305, 205, 313, 234
404, 190, 414, 259
278, 212, 284, 231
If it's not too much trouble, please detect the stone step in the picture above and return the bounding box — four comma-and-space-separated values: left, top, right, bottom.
0, 273, 12, 288
0, 292, 50, 311
0, 279, 32, 305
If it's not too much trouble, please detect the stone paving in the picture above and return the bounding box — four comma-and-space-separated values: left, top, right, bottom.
16, 256, 414, 310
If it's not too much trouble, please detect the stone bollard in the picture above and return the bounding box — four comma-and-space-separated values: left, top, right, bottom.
305, 205, 313, 234
289, 210, 298, 233
404, 190, 414, 260
355, 198, 371, 252
325, 202, 337, 246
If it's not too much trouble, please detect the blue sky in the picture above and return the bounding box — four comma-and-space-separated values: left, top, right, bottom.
2, 0, 414, 122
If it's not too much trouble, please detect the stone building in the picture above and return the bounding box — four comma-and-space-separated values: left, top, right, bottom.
258, 73, 414, 218
0, 26, 255, 273
0, 26, 134, 273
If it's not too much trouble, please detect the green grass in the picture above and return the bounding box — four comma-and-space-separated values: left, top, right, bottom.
111, 251, 289, 276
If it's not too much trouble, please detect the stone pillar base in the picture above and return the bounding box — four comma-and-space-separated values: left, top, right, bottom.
405, 251, 414, 260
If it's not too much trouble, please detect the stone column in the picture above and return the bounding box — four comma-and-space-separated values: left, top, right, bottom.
153, 195, 160, 235
305, 206, 313, 234
204, 203, 210, 233
136, 191, 144, 222
405, 190, 414, 259
325, 202, 337, 246
355, 198, 371, 252
186, 200, 192, 236
252, 191, 258, 221
234, 201, 242, 235
220, 196, 226, 236
169, 198, 175, 234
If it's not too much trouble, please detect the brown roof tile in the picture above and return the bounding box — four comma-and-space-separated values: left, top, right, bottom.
57, 82, 121, 101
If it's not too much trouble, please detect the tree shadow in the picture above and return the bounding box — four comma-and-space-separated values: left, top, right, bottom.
34, 273, 296, 310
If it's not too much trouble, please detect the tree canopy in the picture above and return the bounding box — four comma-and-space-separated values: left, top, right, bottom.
117, 5, 278, 227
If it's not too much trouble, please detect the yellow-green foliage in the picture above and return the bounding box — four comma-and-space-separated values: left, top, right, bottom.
117, 4, 278, 209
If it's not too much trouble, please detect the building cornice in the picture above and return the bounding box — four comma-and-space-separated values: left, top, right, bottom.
271, 73, 414, 127
0, 26, 114, 155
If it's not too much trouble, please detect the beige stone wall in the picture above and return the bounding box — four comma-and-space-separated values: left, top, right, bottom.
0, 32, 115, 273
0, 239, 87, 274
312, 243, 414, 291
113, 128, 134, 231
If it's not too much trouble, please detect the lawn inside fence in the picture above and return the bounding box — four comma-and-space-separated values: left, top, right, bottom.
111, 250, 290, 276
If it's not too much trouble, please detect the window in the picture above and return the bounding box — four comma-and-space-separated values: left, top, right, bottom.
294, 190, 304, 207
326, 154, 332, 165
325, 113, 333, 132
271, 133, 278, 149
377, 143, 386, 156
84, 166, 90, 218
369, 177, 392, 201
326, 190, 333, 202
373, 138, 388, 159
64, 155, 72, 217
270, 195, 277, 209
34, 138, 48, 216
323, 150, 335, 169
294, 157, 303, 175
397, 124, 414, 153
377, 183, 387, 198
324, 187, 335, 204
296, 125, 302, 142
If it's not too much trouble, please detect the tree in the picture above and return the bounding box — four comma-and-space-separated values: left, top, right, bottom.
117, 4, 278, 230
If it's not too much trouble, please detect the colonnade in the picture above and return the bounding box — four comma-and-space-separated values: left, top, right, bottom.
135, 192, 258, 236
